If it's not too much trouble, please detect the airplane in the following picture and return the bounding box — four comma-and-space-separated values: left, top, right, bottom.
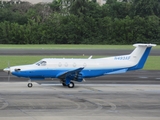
3, 43, 156, 88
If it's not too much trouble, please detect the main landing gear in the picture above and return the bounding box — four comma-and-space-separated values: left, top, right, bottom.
62, 81, 75, 88
68, 82, 74, 88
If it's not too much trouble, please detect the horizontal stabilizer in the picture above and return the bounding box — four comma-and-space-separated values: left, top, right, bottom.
133, 43, 156, 47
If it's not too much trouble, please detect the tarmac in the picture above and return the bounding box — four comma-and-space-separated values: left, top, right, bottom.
0, 82, 160, 120
0, 49, 159, 56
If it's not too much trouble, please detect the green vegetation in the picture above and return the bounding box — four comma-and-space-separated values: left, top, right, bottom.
0, 0, 160, 44
145, 56, 160, 70
0, 44, 159, 49
0, 55, 159, 70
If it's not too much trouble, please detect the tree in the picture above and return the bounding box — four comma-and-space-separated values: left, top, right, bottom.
49, 0, 62, 12
132, 0, 160, 17
106, 0, 132, 19
69, 0, 90, 17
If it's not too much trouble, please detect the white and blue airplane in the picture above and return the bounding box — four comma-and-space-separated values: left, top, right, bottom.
3, 43, 156, 88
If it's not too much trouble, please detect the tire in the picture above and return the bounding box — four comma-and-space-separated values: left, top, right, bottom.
68, 82, 74, 88
28, 83, 33, 88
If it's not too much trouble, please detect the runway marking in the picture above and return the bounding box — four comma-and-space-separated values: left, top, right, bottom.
107, 102, 117, 112
83, 99, 117, 114
0, 99, 8, 110
138, 76, 148, 79
82, 86, 102, 92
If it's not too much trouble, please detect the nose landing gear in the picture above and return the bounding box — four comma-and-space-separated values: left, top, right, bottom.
28, 83, 33, 88
28, 79, 33, 88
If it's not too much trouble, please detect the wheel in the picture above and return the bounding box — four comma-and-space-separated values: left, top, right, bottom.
68, 82, 74, 88
62, 83, 67, 86
28, 83, 33, 88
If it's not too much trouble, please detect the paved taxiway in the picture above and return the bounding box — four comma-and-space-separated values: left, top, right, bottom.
0, 82, 160, 120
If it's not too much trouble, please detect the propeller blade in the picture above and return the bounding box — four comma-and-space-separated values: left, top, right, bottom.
8, 72, 11, 82
7, 62, 10, 82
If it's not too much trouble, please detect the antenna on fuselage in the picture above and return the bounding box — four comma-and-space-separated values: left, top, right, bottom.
88, 55, 92, 59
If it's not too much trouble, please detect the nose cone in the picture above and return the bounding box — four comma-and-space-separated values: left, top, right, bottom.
3, 67, 10, 72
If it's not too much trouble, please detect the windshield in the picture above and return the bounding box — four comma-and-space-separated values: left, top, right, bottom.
35, 61, 47, 66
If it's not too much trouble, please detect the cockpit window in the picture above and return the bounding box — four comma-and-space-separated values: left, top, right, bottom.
35, 61, 47, 66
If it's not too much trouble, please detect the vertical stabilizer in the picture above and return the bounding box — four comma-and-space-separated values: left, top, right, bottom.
128, 44, 156, 70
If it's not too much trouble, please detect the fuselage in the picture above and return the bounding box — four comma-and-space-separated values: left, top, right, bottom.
10, 56, 134, 79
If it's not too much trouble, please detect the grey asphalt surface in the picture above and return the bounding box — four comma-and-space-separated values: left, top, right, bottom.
0, 83, 159, 120
0, 49, 159, 56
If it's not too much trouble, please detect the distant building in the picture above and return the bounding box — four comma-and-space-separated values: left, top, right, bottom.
1, 0, 21, 4
97, 0, 106, 6
97, 0, 132, 6
0, 0, 131, 5
0, 0, 53, 4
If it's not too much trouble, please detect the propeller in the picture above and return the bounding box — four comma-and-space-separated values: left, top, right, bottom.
3, 62, 11, 82
7, 62, 11, 82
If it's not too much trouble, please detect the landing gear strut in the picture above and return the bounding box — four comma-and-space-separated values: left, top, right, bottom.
62, 83, 67, 86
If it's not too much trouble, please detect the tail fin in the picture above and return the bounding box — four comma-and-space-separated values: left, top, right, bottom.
128, 43, 156, 70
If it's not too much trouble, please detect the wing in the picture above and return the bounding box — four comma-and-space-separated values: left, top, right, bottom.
56, 67, 84, 85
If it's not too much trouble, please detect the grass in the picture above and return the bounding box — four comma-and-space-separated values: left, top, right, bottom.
144, 56, 160, 70
0, 44, 159, 49
0, 55, 160, 70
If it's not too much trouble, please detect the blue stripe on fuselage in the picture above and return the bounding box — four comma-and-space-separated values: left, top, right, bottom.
12, 68, 115, 79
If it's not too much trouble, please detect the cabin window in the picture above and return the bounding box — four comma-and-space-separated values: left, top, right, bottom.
36, 61, 47, 66
41, 61, 46, 66
65, 62, 68, 67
